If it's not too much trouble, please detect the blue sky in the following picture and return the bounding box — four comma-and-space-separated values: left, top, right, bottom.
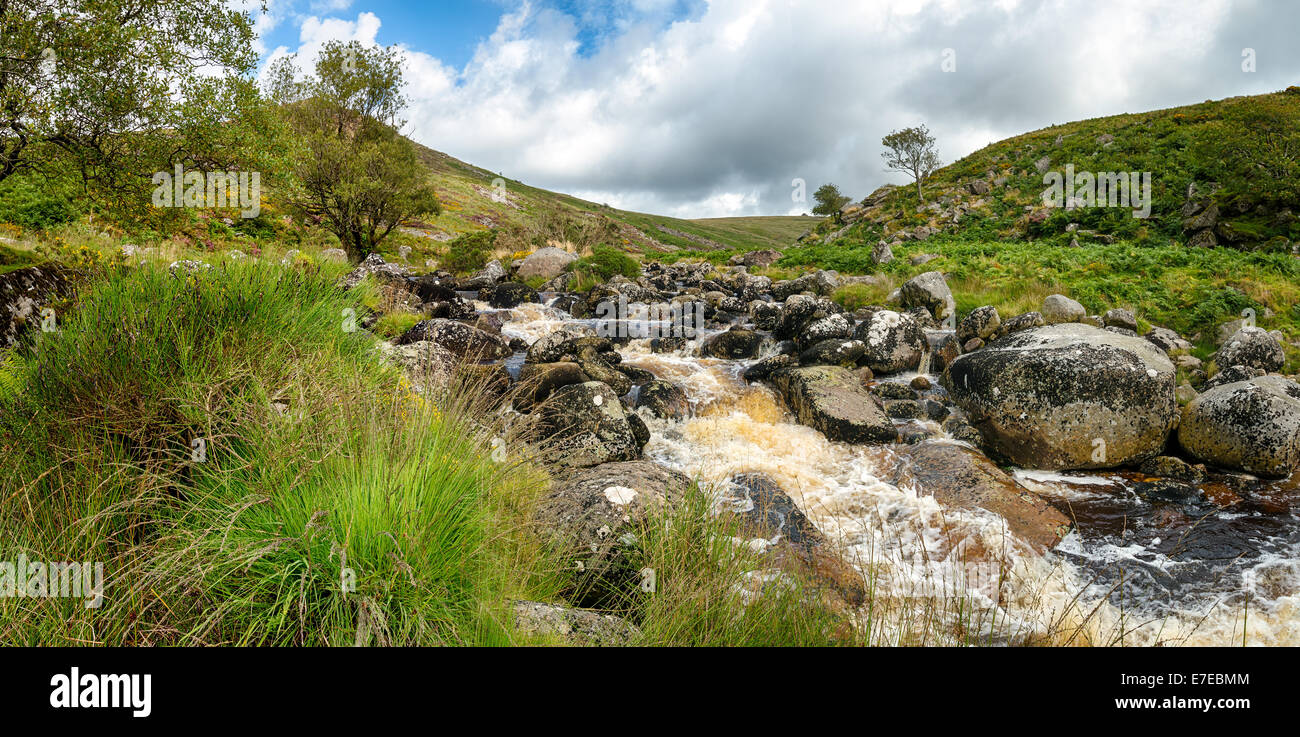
249, 0, 1300, 219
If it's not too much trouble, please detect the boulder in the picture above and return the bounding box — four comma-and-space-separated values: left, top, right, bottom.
799, 339, 866, 367
743, 354, 796, 382
894, 442, 1072, 551
1103, 308, 1137, 332
899, 271, 955, 320
458, 260, 507, 291
1144, 326, 1193, 356
395, 318, 512, 360
854, 310, 925, 374
375, 340, 456, 394
339, 252, 409, 290
1041, 294, 1085, 325
525, 327, 595, 364
514, 362, 590, 413
770, 366, 899, 444
736, 249, 783, 268
483, 281, 540, 308
944, 324, 1178, 470
635, 379, 690, 420
533, 382, 647, 468
870, 241, 894, 265
535, 460, 690, 605
1177, 375, 1300, 478
957, 305, 1000, 343
700, 326, 764, 359
798, 313, 854, 348
516, 247, 578, 281
511, 600, 641, 645
1217, 326, 1285, 372
0, 264, 69, 348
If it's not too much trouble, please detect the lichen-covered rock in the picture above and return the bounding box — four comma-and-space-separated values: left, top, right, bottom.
535, 460, 690, 604
944, 324, 1177, 470
750, 300, 782, 331
1103, 308, 1137, 332
853, 309, 925, 374
375, 340, 456, 394
0, 264, 69, 348
339, 252, 409, 289
514, 362, 590, 413
798, 338, 866, 367
1144, 326, 1193, 356
457, 260, 507, 290
533, 382, 646, 468
798, 313, 854, 348
743, 353, 796, 382
395, 318, 511, 360
1177, 375, 1300, 478
770, 366, 899, 444
1216, 326, 1285, 372
957, 305, 1001, 343
892, 442, 1072, 552
525, 327, 595, 364
635, 379, 690, 420
511, 600, 641, 645
899, 270, 955, 320
516, 247, 578, 281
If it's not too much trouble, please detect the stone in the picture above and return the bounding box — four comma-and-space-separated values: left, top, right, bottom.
516, 247, 578, 281
533, 382, 647, 469
395, 318, 512, 360
899, 271, 955, 320
1217, 326, 1285, 372
1177, 375, 1300, 478
944, 324, 1178, 470
1041, 294, 1085, 325
854, 309, 925, 374
636, 379, 690, 420
893, 442, 1072, 551
770, 366, 899, 444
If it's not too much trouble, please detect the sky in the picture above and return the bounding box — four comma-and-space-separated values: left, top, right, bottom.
244, 0, 1300, 219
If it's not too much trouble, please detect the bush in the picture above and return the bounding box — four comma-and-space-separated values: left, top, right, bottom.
0, 177, 78, 230
573, 244, 639, 281
442, 230, 496, 275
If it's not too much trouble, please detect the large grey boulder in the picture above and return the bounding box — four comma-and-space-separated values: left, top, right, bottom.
533, 382, 647, 468
375, 340, 456, 395
458, 260, 507, 291
699, 326, 764, 359
770, 366, 899, 444
1216, 326, 1285, 372
899, 271, 955, 320
515, 247, 578, 281
957, 305, 1000, 343
854, 309, 925, 374
944, 324, 1177, 470
892, 442, 1072, 552
1041, 294, 1085, 325
1177, 375, 1300, 478
395, 318, 512, 360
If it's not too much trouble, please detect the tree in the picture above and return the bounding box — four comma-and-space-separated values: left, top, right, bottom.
811, 183, 851, 216
275, 42, 439, 262
881, 125, 942, 203
0, 0, 261, 217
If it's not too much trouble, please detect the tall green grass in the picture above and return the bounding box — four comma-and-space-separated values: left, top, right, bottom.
0, 261, 559, 645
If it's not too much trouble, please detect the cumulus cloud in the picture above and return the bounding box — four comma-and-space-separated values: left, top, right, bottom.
266, 0, 1300, 217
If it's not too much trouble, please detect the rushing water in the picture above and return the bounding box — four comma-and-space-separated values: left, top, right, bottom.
495, 299, 1300, 646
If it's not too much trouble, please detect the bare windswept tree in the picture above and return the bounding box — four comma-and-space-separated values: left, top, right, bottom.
881, 125, 942, 203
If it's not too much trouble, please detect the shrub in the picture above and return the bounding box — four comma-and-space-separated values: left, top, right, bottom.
442, 230, 496, 275
573, 244, 639, 281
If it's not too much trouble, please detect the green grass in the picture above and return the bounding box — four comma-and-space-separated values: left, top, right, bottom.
0, 261, 562, 645
787, 237, 1300, 369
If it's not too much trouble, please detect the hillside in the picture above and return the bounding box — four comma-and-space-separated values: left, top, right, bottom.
407, 141, 818, 257
802, 89, 1300, 253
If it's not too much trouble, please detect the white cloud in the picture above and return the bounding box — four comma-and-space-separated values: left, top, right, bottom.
270, 0, 1300, 218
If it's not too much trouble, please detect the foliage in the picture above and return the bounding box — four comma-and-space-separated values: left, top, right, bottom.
881, 125, 942, 202
442, 230, 497, 275
812, 183, 851, 216
573, 244, 640, 281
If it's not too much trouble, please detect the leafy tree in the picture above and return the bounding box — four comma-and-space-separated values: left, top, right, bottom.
0, 0, 262, 219
882, 125, 942, 202
275, 42, 439, 262
811, 183, 851, 216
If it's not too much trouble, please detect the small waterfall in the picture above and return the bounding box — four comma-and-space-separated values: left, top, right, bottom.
916, 345, 933, 376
